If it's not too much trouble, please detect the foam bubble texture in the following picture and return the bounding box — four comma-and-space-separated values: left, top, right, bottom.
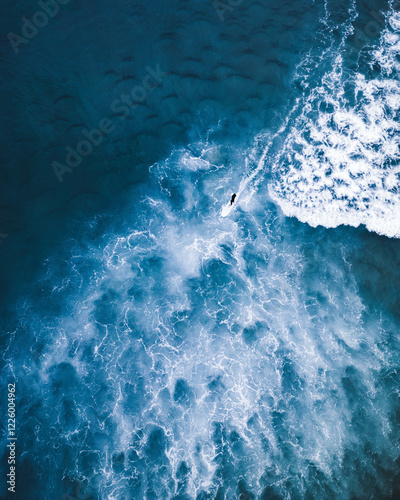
270, 8, 400, 238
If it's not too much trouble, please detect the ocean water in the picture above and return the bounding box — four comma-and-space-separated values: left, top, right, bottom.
1, 0, 400, 498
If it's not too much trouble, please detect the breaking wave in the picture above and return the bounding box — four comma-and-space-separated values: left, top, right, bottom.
270, 3, 400, 238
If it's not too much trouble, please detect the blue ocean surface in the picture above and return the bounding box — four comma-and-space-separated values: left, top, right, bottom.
1, 0, 400, 498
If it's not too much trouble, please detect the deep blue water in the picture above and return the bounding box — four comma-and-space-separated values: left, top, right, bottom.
1, 0, 400, 498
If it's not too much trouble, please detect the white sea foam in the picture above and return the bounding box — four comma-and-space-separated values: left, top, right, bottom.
269, 8, 400, 238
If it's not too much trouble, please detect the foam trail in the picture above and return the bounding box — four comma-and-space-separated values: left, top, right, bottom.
221, 149, 268, 217
221, 100, 302, 217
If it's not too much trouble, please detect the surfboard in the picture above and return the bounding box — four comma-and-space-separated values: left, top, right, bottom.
221, 200, 236, 217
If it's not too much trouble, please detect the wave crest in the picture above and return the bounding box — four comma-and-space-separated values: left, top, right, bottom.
270, 8, 400, 238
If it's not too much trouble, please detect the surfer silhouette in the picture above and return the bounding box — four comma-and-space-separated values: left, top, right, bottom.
230, 193, 236, 205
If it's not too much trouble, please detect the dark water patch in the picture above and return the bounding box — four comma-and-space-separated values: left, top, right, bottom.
242, 321, 270, 344
112, 451, 125, 474
243, 244, 269, 278
350, 231, 400, 320
174, 379, 195, 407
172, 461, 192, 499
237, 478, 255, 500
207, 375, 226, 397
92, 288, 119, 325
50, 362, 80, 396
196, 491, 214, 500
123, 380, 146, 416
304, 462, 337, 500
145, 426, 168, 464
261, 485, 285, 500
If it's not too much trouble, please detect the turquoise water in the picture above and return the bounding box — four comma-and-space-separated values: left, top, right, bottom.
1, 0, 400, 498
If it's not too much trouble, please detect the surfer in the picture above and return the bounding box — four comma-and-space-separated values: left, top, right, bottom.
230, 193, 236, 205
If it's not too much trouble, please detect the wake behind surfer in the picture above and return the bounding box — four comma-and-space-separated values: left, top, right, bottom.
230, 193, 236, 205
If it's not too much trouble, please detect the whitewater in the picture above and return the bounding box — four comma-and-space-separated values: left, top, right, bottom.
269, 1, 400, 238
